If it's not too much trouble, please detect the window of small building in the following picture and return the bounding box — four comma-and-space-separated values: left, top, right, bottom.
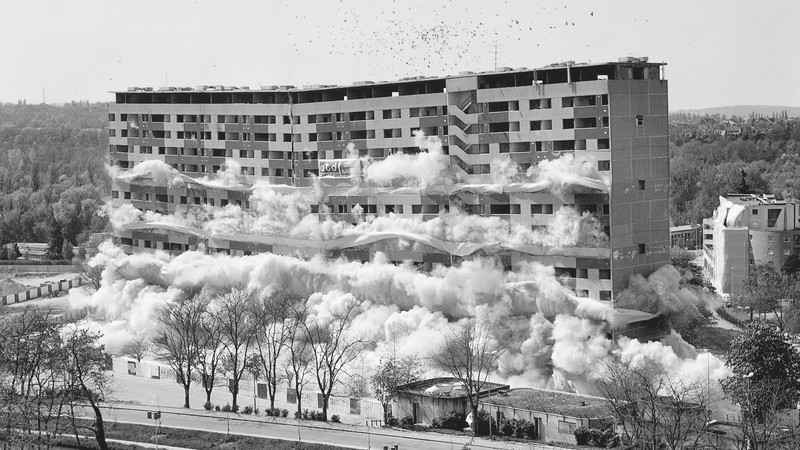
531, 204, 554, 214
599, 291, 612, 301
599, 269, 611, 280
558, 421, 577, 434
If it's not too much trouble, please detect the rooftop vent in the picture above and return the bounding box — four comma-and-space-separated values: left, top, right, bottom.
353, 80, 374, 85
260, 85, 279, 90
619, 56, 636, 63
496, 66, 512, 72
458, 71, 475, 76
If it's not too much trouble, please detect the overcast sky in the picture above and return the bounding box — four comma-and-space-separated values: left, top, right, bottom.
1, 0, 797, 110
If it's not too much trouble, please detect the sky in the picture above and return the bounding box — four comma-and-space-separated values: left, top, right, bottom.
1, 0, 798, 110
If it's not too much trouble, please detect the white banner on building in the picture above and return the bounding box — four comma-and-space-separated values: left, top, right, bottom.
318, 159, 360, 178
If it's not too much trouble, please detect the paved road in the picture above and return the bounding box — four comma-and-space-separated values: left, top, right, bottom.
90, 403, 559, 450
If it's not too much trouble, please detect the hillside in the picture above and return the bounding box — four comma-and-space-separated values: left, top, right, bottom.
674, 105, 800, 118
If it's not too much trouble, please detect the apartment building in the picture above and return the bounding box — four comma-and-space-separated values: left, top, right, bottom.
703, 194, 800, 296
108, 57, 669, 301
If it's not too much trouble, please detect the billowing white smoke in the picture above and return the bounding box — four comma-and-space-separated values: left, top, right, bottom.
71, 238, 731, 398
111, 159, 181, 186
95, 138, 726, 397
612, 335, 731, 393
526, 153, 610, 194
614, 264, 721, 330
532, 207, 609, 248
364, 131, 451, 187
551, 315, 612, 376
198, 158, 249, 188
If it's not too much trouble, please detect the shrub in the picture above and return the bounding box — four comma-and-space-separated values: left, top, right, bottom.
295, 411, 302, 419
215, 405, 221, 412
281, 408, 289, 418
386, 417, 399, 427
574, 424, 618, 447
431, 411, 468, 431
331, 414, 340, 423
203, 402, 214, 411
515, 419, 537, 439
474, 410, 497, 436
499, 418, 514, 437
242, 406, 253, 415
231, 404, 239, 413
302, 409, 311, 420
399, 415, 415, 429
221, 403, 231, 412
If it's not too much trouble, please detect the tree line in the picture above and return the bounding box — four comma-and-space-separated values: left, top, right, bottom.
670, 114, 800, 226
0, 103, 110, 258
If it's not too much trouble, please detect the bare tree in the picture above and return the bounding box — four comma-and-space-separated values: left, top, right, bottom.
63, 326, 113, 450
0, 307, 71, 448
725, 378, 800, 449
0, 308, 112, 450
76, 260, 103, 291
430, 317, 505, 434
196, 292, 225, 406
252, 289, 294, 409
594, 356, 712, 450
296, 295, 368, 421
372, 353, 423, 424
152, 295, 204, 408
284, 307, 314, 418
213, 287, 259, 411
121, 335, 151, 363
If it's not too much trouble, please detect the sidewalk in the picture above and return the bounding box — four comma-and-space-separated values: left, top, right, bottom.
101, 402, 563, 450
109, 368, 377, 426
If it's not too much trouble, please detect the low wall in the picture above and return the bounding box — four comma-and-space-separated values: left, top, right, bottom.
0, 276, 83, 306
110, 357, 384, 419
0, 264, 77, 272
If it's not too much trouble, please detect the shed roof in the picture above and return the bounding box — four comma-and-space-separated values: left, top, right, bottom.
480, 388, 610, 419
398, 377, 509, 399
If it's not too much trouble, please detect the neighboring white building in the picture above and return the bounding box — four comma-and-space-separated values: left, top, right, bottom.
703, 194, 800, 296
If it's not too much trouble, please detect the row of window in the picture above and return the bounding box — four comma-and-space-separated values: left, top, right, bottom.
109, 95, 612, 126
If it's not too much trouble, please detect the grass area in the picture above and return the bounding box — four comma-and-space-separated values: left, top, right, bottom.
690, 325, 741, 356
721, 307, 752, 324
73, 419, 353, 450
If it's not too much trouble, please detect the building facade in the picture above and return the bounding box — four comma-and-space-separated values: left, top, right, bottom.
108, 57, 669, 301
703, 194, 800, 296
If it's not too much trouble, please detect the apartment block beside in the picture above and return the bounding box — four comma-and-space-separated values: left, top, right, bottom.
703, 194, 800, 296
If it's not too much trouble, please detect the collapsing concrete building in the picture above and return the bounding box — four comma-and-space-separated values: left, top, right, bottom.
107, 57, 670, 310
